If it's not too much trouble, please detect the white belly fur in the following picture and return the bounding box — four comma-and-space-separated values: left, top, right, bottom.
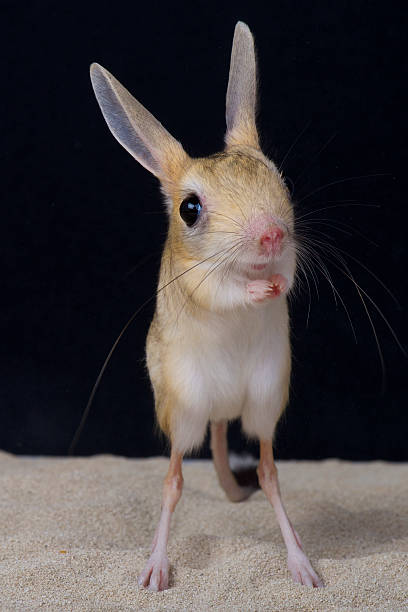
168, 298, 290, 453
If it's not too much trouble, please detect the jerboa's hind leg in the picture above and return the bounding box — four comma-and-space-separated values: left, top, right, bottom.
210, 420, 254, 502
138, 449, 183, 591
257, 440, 324, 587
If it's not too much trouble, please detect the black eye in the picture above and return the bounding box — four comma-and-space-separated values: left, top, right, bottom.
179, 194, 202, 227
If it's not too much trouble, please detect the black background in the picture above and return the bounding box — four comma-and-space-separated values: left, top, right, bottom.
2, 0, 407, 459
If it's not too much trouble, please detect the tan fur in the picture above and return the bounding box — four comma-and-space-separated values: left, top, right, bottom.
91, 21, 295, 447
91, 21, 325, 591
148, 148, 294, 439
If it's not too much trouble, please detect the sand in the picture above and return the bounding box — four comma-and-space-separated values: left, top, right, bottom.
0, 452, 407, 611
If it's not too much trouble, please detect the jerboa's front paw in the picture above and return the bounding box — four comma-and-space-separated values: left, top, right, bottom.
247, 274, 287, 303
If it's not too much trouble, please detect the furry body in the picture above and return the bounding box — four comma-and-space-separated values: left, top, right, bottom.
147, 286, 291, 452
91, 21, 323, 591
146, 148, 295, 452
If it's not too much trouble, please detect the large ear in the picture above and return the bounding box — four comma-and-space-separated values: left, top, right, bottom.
90, 63, 188, 185
225, 22, 259, 149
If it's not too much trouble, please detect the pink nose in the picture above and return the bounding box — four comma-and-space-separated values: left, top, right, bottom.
259, 225, 284, 255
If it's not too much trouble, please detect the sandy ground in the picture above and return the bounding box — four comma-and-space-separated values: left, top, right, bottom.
0, 452, 407, 611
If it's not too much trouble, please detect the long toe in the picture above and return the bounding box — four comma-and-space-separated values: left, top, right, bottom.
138, 553, 170, 591
288, 550, 324, 588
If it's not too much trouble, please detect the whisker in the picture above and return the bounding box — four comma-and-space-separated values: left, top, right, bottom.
294, 243, 321, 298
308, 247, 358, 340
327, 245, 400, 308
193, 229, 242, 238
318, 247, 387, 388
173, 241, 244, 323
295, 201, 381, 222
293, 132, 338, 188
207, 210, 246, 230
296, 218, 352, 236
203, 245, 244, 303
278, 120, 312, 173
296, 174, 389, 206
298, 235, 406, 372
296, 217, 379, 246
291, 248, 313, 326
121, 250, 161, 280
189, 242, 244, 300
335, 262, 406, 356
68, 244, 239, 455
296, 225, 342, 243
295, 242, 357, 341
214, 245, 245, 300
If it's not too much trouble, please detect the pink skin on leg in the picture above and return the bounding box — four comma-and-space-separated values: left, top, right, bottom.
247, 273, 287, 303
257, 441, 324, 587
138, 451, 183, 591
